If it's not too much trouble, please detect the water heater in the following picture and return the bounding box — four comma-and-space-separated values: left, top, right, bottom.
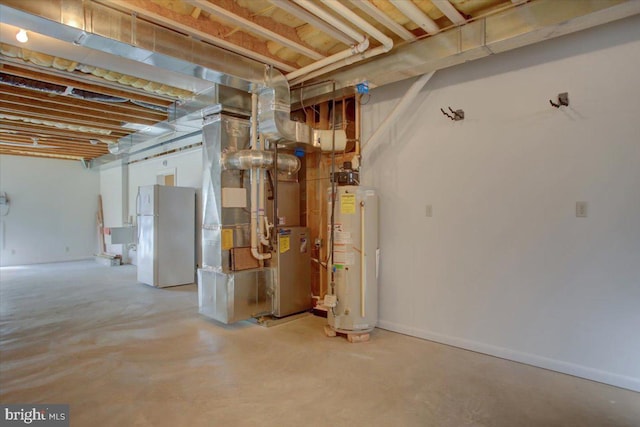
327, 186, 378, 332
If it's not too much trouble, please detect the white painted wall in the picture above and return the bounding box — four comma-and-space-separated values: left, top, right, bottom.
127, 147, 202, 223
361, 16, 640, 391
99, 164, 125, 255
100, 146, 203, 265
0, 155, 99, 266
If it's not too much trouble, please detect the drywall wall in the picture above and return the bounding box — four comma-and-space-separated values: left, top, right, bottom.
100, 146, 203, 266
361, 15, 640, 391
127, 147, 202, 222
0, 155, 99, 266
99, 164, 126, 256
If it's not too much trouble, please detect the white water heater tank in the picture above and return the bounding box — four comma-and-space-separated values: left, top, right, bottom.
327, 186, 378, 332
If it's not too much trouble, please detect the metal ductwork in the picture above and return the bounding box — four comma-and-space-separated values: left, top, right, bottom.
222, 150, 300, 174
258, 67, 313, 147
0, 3, 315, 152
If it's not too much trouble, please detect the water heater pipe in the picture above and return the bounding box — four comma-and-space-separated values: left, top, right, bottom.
258, 159, 269, 247
360, 200, 366, 318
249, 93, 272, 261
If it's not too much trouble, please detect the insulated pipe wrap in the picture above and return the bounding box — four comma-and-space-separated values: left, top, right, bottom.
222, 150, 300, 173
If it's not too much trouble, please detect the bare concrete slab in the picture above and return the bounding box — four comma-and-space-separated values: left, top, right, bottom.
1, 261, 639, 426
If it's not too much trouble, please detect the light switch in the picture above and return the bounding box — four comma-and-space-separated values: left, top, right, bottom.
425, 205, 433, 217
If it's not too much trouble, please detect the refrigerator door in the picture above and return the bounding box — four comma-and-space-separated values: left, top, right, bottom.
137, 215, 157, 285
155, 185, 196, 287
274, 227, 311, 317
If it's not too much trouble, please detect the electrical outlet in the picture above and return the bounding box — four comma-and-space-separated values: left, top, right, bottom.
425, 205, 432, 217
576, 201, 588, 218
324, 294, 337, 308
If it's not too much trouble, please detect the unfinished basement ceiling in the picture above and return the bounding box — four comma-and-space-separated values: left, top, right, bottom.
1, 0, 639, 162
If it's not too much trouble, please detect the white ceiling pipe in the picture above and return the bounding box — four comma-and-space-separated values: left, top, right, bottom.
320, 0, 393, 50
292, 0, 367, 44
389, 0, 440, 35
286, 38, 369, 81
361, 71, 436, 153
431, 0, 466, 25
289, 44, 384, 85
269, 0, 357, 46
187, 0, 324, 60
349, 0, 416, 41
290, 0, 395, 85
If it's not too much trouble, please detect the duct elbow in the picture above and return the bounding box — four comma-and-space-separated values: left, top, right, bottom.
258, 67, 313, 146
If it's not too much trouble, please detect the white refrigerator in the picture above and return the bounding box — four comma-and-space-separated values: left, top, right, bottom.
136, 184, 196, 288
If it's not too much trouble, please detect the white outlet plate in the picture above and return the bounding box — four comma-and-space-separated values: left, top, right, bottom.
324, 294, 337, 308
576, 201, 588, 218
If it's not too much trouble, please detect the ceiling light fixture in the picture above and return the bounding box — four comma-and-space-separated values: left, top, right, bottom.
16, 29, 28, 43
89, 139, 99, 145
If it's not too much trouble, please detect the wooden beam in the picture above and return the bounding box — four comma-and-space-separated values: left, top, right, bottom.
113, 0, 299, 71
1, 95, 160, 127
0, 135, 108, 154
0, 104, 141, 132
319, 102, 329, 130
0, 147, 86, 160
0, 63, 174, 107
0, 85, 167, 121
0, 121, 128, 141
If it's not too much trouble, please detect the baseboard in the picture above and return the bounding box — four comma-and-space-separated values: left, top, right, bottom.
377, 320, 640, 393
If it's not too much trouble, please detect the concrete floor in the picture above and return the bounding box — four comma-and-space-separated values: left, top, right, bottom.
1, 261, 639, 426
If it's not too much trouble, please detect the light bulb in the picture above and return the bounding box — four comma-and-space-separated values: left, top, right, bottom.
16, 29, 28, 43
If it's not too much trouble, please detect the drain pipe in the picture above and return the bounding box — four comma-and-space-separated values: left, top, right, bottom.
258, 136, 270, 247
250, 93, 271, 261
289, 0, 394, 85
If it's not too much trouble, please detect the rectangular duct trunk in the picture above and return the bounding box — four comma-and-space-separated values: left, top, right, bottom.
198, 113, 273, 323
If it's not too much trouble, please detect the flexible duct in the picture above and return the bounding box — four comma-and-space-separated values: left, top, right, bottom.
222, 150, 300, 173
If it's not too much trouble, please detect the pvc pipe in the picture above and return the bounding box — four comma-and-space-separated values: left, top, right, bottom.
290, 44, 384, 85
268, 0, 357, 46
289, 1, 394, 84
320, 0, 393, 50
188, 0, 324, 60
361, 71, 435, 153
349, 0, 416, 42
249, 93, 271, 261
258, 168, 269, 246
360, 199, 365, 318
286, 39, 369, 82
292, 0, 366, 44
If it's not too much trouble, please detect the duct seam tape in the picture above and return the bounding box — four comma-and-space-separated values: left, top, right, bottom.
316, 129, 347, 152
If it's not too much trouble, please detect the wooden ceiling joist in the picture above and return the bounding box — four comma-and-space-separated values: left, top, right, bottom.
1, 96, 161, 127
0, 104, 145, 134
1, 62, 175, 108
0, 86, 167, 121
0, 121, 128, 141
